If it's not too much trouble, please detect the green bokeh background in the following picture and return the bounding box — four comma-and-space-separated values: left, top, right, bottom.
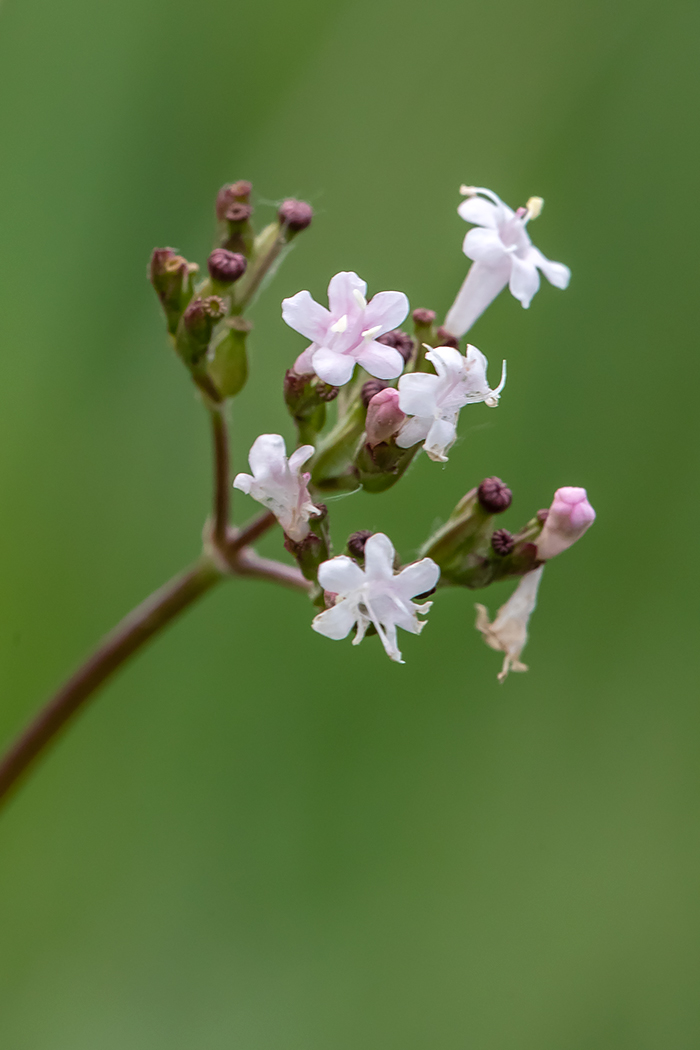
0, 0, 698, 1045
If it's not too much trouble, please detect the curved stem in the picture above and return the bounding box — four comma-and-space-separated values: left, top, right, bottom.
0, 556, 222, 808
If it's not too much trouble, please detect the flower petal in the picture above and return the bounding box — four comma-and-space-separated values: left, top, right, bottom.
529, 247, 571, 289
443, 259, 511, 337
247, 433, 286, 477
363, 532, 396, 580
327, 271, 367, 317
293, 345, 317, 376
362, 290, 410, 334
311, 346, 356, 386
425, 345, 465, 379
282, 290, 331, 343
423, 416, 457, 462
312, 599, 359, 641
463, 227, 508, 265
397, 372, 442, 417
457, 196, 500, 228
356, 341, 404, 380
394, 558, 441, 600
232, 472, 253, 494
395, 415, 431, 449
509, 254, 540, 308
318, 555, 365, 595
287, 444, 315, 474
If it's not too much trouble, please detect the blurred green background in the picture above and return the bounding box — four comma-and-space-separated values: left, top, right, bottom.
0, 0, 698, 1045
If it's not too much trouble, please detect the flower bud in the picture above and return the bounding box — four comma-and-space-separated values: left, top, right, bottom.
365, 388, 406, 448
176, 296, 225, 367
149, 247, 197, 334
536, 486, 595, 560
477, 477, 512, 514
355, 438, 419, 494
217, 183, 255, 256
412, 308, 436, 327
347, 530, 373, 561
376, 329, 414, 364
207, 248, 247, 285
361, 379, 389, 408
216, 181, 252, 220
491, 528, 514, 556
278, 198, 313, 233
436, 326, 459, 349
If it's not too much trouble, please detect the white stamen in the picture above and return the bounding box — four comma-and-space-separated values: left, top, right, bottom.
362, 324, 382, 341
353, 289, 367, 309
525, 196, 544, 221
330, 313, 348, 333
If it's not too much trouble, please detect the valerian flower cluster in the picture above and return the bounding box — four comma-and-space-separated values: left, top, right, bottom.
151, 181, 594, 676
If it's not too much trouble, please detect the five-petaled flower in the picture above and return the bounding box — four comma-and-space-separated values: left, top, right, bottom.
537, 486, 596, 560
475, 565, 544, 682
396, 344, 506, 462
233, 434, 319, 542
444, 186, 571, 338
312, 533, 440, 663
282, 270, 409, 387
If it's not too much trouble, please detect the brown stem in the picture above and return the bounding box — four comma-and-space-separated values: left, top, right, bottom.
209, 402, 230, 548
0, 557, 222, 808
233, 548, 310, 592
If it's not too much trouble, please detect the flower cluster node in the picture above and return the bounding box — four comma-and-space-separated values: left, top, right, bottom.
278, 198, 314, 232
347, 530, 374, 560
207, 249, 247, 284
376, 328, 414, 363
477, 477, 512, 514
491, 528, 515, 556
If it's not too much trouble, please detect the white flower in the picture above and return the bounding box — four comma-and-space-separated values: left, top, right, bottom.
475, 566, 544, 682
312, 533, 440, 663
395, 344, 506, 462
444, 187, 571, 337
233, 434, 319, 542
282, 270, 409, 387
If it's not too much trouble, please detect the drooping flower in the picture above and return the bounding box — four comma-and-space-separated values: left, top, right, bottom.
537, 486, 596, 560
395, 344, 506, 462
475, 565, 544, 682
444, 187, 571, 337
312, 532, 440, 663
282, 271, 409, 387
233, 434, 319, 542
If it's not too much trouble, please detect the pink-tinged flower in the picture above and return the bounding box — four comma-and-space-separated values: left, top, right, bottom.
282, 271, 409, 387
395, 344, 506, 462
444, 187, 571, 337
537, 486, 596, 560
312, 533, 440, 663
233, 434, 319, 542
365, 388, 406, 448
475, 566, 544, 682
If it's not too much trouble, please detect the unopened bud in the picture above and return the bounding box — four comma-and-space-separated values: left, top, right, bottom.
491, 528, 515, 556
477, 477, 512, 514
366, 388, 406, 448
207, 249, 247, 285
377, 329, 414, 363
536, 487, 595, 560
436, 326, 460, 349
278, 198, 313, 233
361, 379, 389, 408
216, 181, 252, 220
347, 530, 373, 561
412, 308, 436, 327
149, 247, 196, 334
177, 296, 225, 367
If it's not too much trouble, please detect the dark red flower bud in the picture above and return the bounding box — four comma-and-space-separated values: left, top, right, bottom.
377, 328, 414, 363
412, 308, 436, 327
491, 528, 515, 556
278, 198, 313, 232
207, 248, 247, 284
347, 530, 373, 560
224, 202, 252, 223
477, 477, 512, 514
436, 326, 460, 349
361, 378, 389, 408
216, 181, 252, 220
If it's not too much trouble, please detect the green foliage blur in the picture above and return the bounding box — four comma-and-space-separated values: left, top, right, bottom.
0, 0, 698, 1045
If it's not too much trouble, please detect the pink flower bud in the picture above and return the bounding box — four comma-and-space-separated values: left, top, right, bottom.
365, 388, 406, 448
536, 486, 596, 560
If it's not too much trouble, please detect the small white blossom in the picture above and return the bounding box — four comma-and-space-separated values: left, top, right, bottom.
233, 434, 319, 542
475, 566, 544, 682
312, 533, 440, 663
282, 270, 409, 387
444, 187, 571, 338
395, 344, 506, 463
